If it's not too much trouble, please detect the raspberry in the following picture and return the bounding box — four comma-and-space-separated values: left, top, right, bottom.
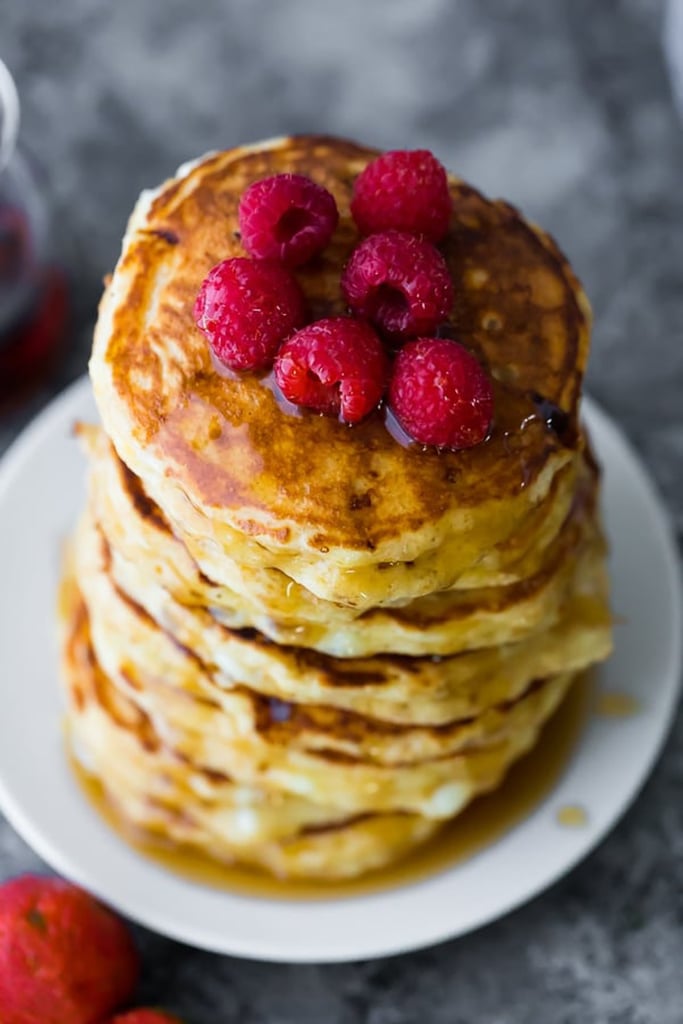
193, 258, 306, 371
274, 317, 387, 423
389, 338, 493, 449
351, 149, 452, 242
0, 874, 139, 1024
238, 173, 339, 267
108, 1011, 183, 1024
341, 231, 453, 341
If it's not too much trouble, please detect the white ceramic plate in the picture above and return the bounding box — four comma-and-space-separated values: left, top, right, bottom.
0, 376, 680, 963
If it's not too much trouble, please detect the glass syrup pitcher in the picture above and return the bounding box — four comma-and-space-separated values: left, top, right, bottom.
0, 58, 67, 406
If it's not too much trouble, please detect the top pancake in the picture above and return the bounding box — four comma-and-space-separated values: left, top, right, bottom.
90, 135, 591, 605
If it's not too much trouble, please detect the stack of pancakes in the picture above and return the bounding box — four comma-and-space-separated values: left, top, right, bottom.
60, 136, 612, 880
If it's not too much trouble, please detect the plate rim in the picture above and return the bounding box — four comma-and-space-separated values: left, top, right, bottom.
0, 376, 680, 963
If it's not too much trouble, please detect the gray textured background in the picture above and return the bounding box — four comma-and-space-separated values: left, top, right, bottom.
1, 1, 682, 1021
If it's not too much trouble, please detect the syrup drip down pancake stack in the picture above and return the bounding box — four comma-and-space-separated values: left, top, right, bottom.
60, 136, 612, 880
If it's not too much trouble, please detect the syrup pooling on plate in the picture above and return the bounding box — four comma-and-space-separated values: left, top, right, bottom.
69, 673, 592, 901
556, 804, 589, 828
595, 692, 639, 718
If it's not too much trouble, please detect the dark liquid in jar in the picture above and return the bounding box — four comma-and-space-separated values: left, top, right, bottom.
0, 195, 66, 407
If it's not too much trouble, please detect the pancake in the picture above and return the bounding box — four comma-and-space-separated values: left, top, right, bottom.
108, 476, 600, 657
96, 526, 611, 727
89, 136, 591, 607
72, 510, 588, 818
60, 134, 612, 882
84, 422, 602, 658
89, 502, 610, 722
84, 418, 581, 599
65, 552, 578, 820
61, 579, 440, 879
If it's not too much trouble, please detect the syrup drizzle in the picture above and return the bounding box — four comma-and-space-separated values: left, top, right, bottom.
528, 391, 576, 447
556, 804, 589, 828
595, 691, 639, 718
69, 674, 592, 902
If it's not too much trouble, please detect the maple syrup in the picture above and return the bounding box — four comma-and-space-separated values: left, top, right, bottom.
556, 805, 589, 828
595, 691, 639, 718
0, 61, 67, 407
71, 673, 592, 901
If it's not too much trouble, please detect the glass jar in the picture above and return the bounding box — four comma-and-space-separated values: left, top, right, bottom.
0, 58, 67, 406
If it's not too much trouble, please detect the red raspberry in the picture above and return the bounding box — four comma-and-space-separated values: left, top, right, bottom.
0, 874, 139, 1024
274, 317, 387, 423
341, 231, 453, 341
389, 338, 493, 449
351, 149, 452, 242
238, 173, 339, 267
108, 1011, 183, 1024
193, 258, 306, 371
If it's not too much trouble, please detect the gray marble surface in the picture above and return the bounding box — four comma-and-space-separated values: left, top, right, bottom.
1, 1, 682, 1021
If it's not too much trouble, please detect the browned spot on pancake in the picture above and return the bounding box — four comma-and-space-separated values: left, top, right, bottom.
147, 227, 180, 245
191, 691, 223, 711
92, 661, 159, 753
196, 566, 216, 587
118, 458, 169, 532
224, 624, 264, 644
119, 667, 142, 692
68, 676, 86, 712
310, 748, 362, 765
299, 814, 372, 837
350, 493, 372, 511
170, 749, 194, 769
201, 766, 232, 784
110, 577, 158, 630
104, 137, 589, 549
164, 630, 206, 668
239, 671, 552, 750
99, 533, 112, 573
316, 666, 389, 686
207, 416, 222, 441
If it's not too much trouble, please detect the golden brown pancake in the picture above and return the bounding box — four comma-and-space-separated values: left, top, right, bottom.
61, 579, 440, 879
62, 550, 579, 824
83, 423, 598, 657
61, 134, 611, 882
90, 136, 591, 606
